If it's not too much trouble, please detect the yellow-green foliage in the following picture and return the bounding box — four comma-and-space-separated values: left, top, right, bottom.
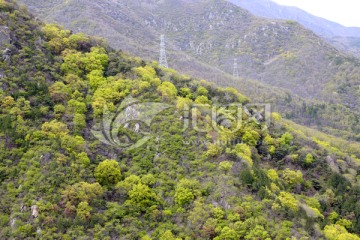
324, 224, 360, 240
313, 138, 343, 156
194, 95, 211, 105
176, 97, 192, 110
175, 187, 194, 206
234, 143, 253, 166
42, 24, 71, 53
212, 207, 225, 220
267, 169, 279, 181
0, 0, 7, 9
41, 120, 69, 138
61, 47, 108, 77
270, 183, 280, 193
135, 66, 159, 84
62, 182, 103, 205
263, 134, 275, 145
279, 132, 294, 146
157, 81, 178, 101
206, 144, 223, 157
127, 183, 159, 209
271, 112, 282, 122
92, 79, 132, 116
242, 128, 260, 146
174, 178, 201, 206
282, 168, 303, 186
277, 192, 299, 212
94, 159, 122, 187
218, 161, 233, 173
196, 86, 208, 96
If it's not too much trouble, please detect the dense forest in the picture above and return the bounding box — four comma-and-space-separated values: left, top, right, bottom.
0, 1, 360, 239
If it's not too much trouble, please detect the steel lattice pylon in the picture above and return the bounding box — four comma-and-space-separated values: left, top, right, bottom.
233, 58, 239, 79
159, 34, 168, 68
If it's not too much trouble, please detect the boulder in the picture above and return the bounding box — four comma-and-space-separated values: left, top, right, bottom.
31, 205, 39, 218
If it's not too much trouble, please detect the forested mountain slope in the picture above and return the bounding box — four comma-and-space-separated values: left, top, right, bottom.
0, 1, 360, 239
18, 0, 360, 142
227, 0, 360, 56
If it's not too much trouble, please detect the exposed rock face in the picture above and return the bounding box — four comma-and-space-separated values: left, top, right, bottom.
0, 26, 10, 49
2, 48, 11, 62
31, 205, 39, 218
10, 217, 16, 229
325, 156, 340, 173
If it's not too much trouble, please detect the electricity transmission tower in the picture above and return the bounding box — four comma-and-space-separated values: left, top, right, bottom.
159, 34, 168, 68
233, 58, 239, 79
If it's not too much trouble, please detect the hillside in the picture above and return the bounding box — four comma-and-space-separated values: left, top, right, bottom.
18, 0, 360, 142
1, 1, 360, 239
227, 0, 360, 56
227, 0, 360, 37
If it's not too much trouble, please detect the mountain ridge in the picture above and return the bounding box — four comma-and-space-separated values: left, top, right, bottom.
227, 0, 360, 56
228, 0, 360, 37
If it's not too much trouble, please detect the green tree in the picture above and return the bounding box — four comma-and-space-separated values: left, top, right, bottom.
127, 183, 159, 210
329, 211, 339, 224
76, 152, 90, 167
76, 201, 92, 221
282, 168, 303, 187
157, 81, 178, 101
242, 129, 260, 146
83, 47, 109, 72
196, 86, 208, 96
233, 143, 253, 167
159, 230, 180, 240
73, 113, 86, 134
94, 159, 121, 187
215, 227, 238, 240
179, 87, 192, 98
219, 161, 233, 174
67, 99, 87, 114
195, 95, 211, 105
279, 132, 293, 146
175, 187, 194, 206
68, 33, 91, 50
206, 144, 223, 157
212, 207, 224, 220
87, 70, 106, 91
49, 82, 70, 102
188, 200, 210, 231
277, 191, 299, 213
267, 169, 279, 181
62, 182, 103, 205
304, 153, 314, 166
244, 225, 270, 240
176, 97, 192, 110
61, 49, 84, 76
324, 224, 360, 240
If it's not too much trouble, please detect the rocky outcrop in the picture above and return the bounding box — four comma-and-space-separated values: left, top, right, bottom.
2, 48, 11, 62
0, 26, 10, 49
31, 205, 39, 218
